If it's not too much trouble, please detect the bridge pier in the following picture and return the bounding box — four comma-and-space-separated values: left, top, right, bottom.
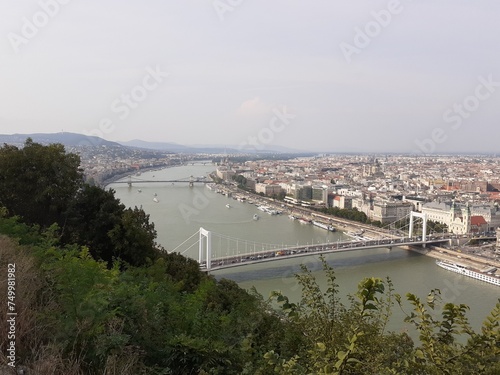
409, 211, 427, 247
199, 228, 212, 271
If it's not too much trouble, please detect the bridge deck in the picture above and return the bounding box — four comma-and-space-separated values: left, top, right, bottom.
200, 238, 450, 271
111, 180, 207, 184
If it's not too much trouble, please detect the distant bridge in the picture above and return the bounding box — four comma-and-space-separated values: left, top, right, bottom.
184, 161, 213, 166
112, 175, 209, 187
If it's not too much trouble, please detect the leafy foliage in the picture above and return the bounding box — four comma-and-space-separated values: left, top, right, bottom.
0, 139, 82, 226
399, 291, 500, 374
1, 220, 499, 374
0, 139, 161, 268
319, 206, 370, 224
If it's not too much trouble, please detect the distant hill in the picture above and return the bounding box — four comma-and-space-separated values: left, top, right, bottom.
120, 139, 190, 152
0, 132, 310, 154
0, 132, 122, 148
119, 139, 247, 153
120, 139, 308, 154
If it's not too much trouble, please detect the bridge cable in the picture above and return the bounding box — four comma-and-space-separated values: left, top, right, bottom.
170, 230, 200, 254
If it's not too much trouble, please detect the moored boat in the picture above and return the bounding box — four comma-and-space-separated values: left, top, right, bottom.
311, 220, 337, 232
435, 260, 500, 286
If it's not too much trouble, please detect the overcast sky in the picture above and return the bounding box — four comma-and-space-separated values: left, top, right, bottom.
1, 1, 499, 154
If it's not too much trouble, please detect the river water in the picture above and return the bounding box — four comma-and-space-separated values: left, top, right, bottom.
109, 164, 499, 334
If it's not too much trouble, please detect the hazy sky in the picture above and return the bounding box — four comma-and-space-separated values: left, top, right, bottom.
1, 1, 499, 154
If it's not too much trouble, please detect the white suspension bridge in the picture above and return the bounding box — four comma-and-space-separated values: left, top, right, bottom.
170, 211, 452, 271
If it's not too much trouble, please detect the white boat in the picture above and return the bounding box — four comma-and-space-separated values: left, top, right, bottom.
253, 214, 259, 220
312, 220, 336, 232
137, 189, 142, 193
153, 197, 159, 203
226, 204, 231, 208
435, 260, 500, 286
288, 214, 297, 220
298, 218, 311, 225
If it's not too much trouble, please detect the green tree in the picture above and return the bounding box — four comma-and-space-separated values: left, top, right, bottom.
108, 207, 158, 267
63, 184, 159, 267
232, 174, 248, 188
0, 139, 83, 227
399, 291, 500, 374
260, 259, 413, 374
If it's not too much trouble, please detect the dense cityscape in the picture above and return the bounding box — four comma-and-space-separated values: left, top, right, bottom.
83, 142, 500, 238
63, 139, 500, 267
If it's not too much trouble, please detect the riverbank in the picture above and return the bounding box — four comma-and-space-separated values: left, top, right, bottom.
215, 183, 393, 238
406, 245, 500, 270
215, 183, 500, 271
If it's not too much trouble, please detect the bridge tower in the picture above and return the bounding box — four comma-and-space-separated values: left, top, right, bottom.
127, 175, 132, 188
199, 228, 212, 271
189, 175, 194, 187
408, 211, 427, 243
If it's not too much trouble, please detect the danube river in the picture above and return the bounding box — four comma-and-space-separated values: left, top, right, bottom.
109, 164, 499, 333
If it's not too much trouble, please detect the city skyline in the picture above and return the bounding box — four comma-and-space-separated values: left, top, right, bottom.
1, 1, 500, 154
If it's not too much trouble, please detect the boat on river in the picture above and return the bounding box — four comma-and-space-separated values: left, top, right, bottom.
312, 220, 336, 232
435, 260, 500, 286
